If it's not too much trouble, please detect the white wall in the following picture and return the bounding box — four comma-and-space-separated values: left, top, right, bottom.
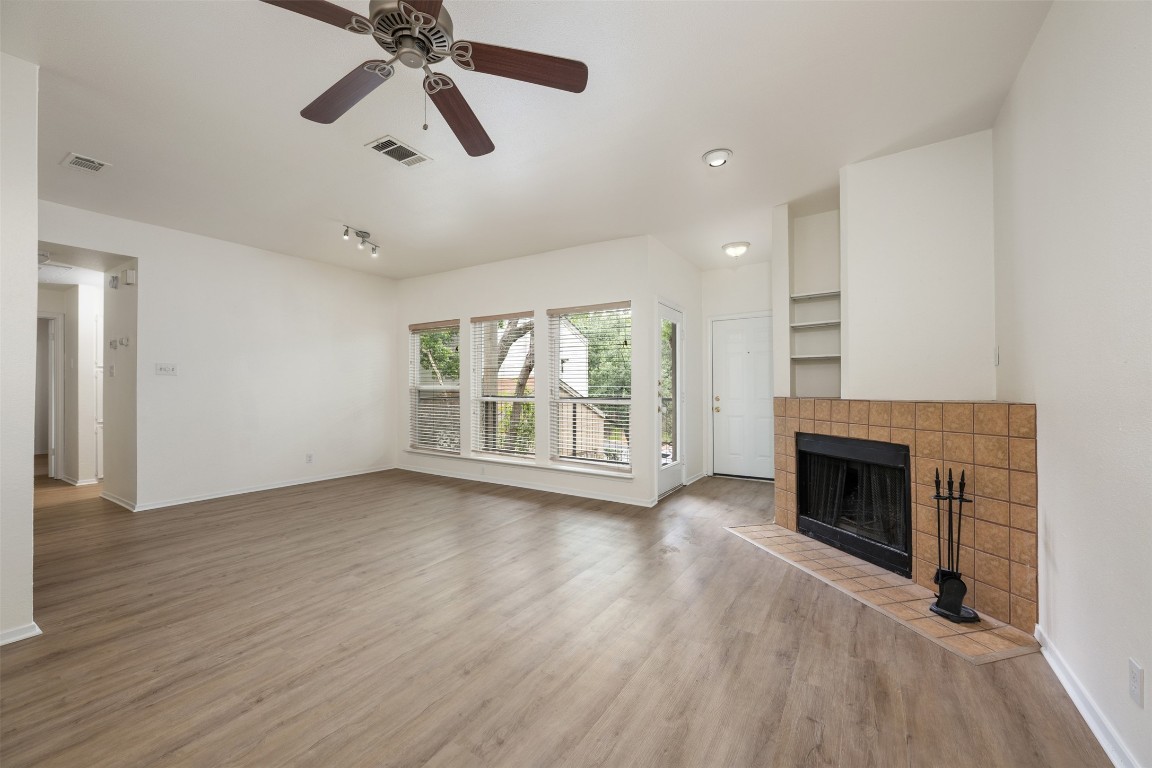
37, 285, 69, 315
701, 261, 771, 320
39, 202, 397, 511
0, 53, 40, 643
770, 204, 792, 395
993, 4, 1152, 765
397, 236, 660, 505
35, 319, 50, 454
102, 261, 138, 507
791, 210, 840, 295
840, 131, 996, 401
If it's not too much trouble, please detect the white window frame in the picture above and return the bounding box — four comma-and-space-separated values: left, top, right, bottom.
471, 312, 536, 459
408, 320, 461, 454
547, 301, 632, 471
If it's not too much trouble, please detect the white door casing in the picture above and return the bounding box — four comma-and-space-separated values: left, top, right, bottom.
657, 303, 684, 497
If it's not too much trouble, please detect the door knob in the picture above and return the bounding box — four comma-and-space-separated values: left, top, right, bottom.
713, 406, 721, 413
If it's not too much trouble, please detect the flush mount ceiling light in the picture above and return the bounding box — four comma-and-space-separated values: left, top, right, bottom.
702, 148, 732, 167
723, 241, 750, 258
341, 225, 381, 258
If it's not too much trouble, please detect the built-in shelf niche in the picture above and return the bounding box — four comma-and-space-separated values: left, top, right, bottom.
790, 290, 841, 397
789, 207, 842, 399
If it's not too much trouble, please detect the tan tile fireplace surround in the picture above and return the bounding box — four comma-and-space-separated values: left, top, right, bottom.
774, 398, 1038, 633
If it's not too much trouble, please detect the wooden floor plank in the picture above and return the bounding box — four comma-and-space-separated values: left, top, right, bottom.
1, 471, 1107, 767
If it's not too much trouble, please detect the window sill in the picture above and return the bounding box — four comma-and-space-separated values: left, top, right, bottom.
404, 448, 635, 480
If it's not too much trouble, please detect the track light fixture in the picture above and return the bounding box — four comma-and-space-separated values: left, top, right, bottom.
341, 225, 381, 258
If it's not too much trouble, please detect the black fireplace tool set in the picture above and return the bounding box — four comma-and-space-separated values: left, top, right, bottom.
931, 468, 980, 623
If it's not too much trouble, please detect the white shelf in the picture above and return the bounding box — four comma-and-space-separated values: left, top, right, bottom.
790, 320, 841, 329
790, 290, 841, 301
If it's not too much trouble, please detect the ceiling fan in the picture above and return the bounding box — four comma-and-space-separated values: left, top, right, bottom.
259, 0, 588, 156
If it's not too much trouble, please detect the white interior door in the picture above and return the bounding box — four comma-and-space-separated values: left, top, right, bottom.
712, 316, 774, 479
657, 304, 684, 496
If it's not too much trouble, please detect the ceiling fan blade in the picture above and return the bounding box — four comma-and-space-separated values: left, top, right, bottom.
258, 0, 369, 31
461, 42, 588, 94
425, 75, 494, 157
301, 62, 394, 124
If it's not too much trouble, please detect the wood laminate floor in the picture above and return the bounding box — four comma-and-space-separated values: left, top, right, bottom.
1, 471, 1107, 767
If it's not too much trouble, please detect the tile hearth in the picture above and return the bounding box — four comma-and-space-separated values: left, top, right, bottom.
728, 523, 1040, 665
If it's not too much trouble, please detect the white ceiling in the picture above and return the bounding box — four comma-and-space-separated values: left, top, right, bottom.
37, 263, 105, 287
1, 0, 1049, 278
38, 241, 131, 273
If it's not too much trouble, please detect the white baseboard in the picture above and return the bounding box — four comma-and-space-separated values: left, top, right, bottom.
101, 490, 137, 511
685, 471, 705, 486
132, 466, 394, 512
397, 463, 655, 508
1035, 624, 1141, 768
0, 622, 42, 646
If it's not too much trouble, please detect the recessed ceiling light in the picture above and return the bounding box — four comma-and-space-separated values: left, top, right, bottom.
723, 241, 750, 258
702, 148, 732, 167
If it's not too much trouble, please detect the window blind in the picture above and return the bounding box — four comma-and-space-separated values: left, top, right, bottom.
409, 322, 461, 452
471, 313, 535, 457
548, 303, 631, 468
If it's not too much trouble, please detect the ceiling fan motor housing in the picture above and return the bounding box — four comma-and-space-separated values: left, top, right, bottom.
369, 0, 454, 66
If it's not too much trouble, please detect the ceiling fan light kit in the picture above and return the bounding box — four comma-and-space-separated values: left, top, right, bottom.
259, 0, 589, 157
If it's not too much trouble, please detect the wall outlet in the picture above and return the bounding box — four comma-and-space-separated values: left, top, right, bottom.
1130, 659, 1144, 707
108, 364, 115, 378
305, 453, 313, 465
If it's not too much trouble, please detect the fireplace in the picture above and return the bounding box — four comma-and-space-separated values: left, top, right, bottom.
796, 433, 912, 576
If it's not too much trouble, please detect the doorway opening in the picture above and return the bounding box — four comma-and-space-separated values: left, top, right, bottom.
35, 242, 136, 505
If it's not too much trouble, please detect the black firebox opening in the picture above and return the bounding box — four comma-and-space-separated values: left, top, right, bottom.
796, 433, 912, 577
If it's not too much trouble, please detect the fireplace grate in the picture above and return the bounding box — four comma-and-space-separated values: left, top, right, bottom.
796, 433, 912, 576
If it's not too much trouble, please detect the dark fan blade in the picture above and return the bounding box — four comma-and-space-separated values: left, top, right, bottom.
462, 42, 587, 93
425, 76, 494, 157
259, 0, 369, 31
301, 62, 392, 124
403, 0, 443, 18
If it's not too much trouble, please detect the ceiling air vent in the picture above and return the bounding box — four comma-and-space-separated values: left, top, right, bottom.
365, 135, 430, 167
61, 152, 109, 173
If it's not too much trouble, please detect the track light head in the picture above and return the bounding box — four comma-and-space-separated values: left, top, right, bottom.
343, 226, 350, 240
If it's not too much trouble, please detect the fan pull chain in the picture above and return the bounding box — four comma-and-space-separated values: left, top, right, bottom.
423, 92, 428, 131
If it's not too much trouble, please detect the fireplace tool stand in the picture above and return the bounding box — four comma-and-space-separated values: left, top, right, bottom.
931, 467, 980, 623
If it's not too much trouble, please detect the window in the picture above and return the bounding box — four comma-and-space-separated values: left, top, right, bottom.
409, 320, 460, 453
472, 312, 535, 457
548, 302, 631, 468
